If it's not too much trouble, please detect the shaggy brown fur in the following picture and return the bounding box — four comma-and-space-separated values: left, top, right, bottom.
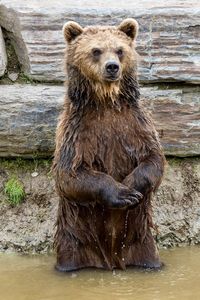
53, 19, 165, 272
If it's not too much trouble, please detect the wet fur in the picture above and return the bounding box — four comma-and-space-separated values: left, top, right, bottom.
53, 23, 165, 271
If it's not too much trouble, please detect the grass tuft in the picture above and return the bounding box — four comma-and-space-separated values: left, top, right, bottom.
4, 177, 25, 206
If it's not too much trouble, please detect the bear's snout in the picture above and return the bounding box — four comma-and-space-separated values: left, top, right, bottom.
104, 60, 120, 81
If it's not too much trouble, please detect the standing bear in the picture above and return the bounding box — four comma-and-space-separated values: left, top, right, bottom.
53, 19, 165, 272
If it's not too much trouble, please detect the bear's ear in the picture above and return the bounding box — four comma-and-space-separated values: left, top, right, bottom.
118, 18, 139, 40
63, 21, 83, 43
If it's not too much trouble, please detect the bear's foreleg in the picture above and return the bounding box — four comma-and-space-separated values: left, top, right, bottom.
122, 152, 165, 196
57, 169, 142, 208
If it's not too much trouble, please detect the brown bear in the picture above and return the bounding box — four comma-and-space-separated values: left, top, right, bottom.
53, 19, 165, 272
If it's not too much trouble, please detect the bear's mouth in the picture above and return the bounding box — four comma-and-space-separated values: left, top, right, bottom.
104, 74, 120, 82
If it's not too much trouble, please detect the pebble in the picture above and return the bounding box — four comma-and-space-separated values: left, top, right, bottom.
31, 172, 39, 177
8, 72, 19, 81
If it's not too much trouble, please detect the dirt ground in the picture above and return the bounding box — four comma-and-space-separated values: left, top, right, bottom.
0, 157, 199, 253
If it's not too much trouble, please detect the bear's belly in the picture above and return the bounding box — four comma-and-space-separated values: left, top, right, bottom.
92, 132, 137, 182
80, 106, 140, 182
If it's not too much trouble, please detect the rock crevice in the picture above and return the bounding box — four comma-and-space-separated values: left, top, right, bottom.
0, 26, 7, 76
0, 4, 30, 73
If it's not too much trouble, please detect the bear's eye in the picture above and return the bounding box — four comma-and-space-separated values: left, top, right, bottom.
92, 48, 102, 57
116, 48, 123, 58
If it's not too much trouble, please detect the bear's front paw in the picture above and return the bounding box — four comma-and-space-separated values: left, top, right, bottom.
102, 186, 143, 209
117, 188, 143, 209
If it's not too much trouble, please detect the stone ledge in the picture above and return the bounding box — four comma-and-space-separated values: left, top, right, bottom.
0, 0, 199, 83
0, 84, 199, 157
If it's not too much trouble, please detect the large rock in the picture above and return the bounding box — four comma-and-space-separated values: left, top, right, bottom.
0, 26, 7, 76
0, 84, 63, 157
0, 84, 199, 157
0, 0, 199, 83
0, 157, 199, 252
142, 86, 200, 156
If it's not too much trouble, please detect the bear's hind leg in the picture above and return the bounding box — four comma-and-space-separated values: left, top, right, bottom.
55, 231, 81, 272
126, 229, 163, 270
54, 200, 82, 272
55, 242, 108, 272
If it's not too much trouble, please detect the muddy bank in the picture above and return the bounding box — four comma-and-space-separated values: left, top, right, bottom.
0, 157, 199, 253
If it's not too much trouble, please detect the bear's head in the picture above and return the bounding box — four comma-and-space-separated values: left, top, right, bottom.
63, 19, 139, 104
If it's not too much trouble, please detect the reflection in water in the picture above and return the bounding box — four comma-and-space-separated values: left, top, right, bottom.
0, 246, 200, 300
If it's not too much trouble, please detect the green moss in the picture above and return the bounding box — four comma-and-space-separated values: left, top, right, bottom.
166, 157, 200, 175
4, 177, 25, 206
18, 73, 35, 84
0, 158, 52, 172
17, 73, 44, 84
167, 157, 183, 167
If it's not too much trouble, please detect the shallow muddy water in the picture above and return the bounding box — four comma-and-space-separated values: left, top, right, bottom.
0, 246, 200, 300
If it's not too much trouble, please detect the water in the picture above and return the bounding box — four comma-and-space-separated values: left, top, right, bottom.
0, 246, 200, 300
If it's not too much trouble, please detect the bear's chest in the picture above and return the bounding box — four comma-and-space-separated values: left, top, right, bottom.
79, 106, 143, 181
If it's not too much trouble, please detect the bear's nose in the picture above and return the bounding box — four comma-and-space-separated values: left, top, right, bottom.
105, 61, 119, 75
